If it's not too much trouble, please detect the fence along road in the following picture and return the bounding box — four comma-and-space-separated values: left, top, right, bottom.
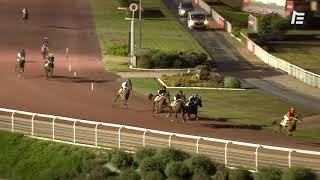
0, 107, 319, 173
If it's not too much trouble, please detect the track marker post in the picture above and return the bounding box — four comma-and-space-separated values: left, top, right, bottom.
74, 72, 77, 77
66, 48, 69, 63
68, 65, 72, 72
91, 82, 94, 91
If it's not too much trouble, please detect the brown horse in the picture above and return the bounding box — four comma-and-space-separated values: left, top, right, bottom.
273, 114, 302, 136
44, 63, 54, 79
15, 60, 25, 77
114, 88, 131, 108
149, 92, 170, 113
167, 96, 187, 122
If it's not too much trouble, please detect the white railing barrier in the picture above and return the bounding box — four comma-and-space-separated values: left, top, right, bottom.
0, 107, 319, 172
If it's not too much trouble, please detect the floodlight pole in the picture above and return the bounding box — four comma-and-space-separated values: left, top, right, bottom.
139, 0, 142, 48
130, 11, 135, 61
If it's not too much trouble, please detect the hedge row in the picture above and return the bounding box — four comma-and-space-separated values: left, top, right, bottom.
160, 73, 241, 88
136, 49, 210, 69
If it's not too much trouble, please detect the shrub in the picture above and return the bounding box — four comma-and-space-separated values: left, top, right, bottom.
209, 72, 224, 83
136, 49, 153, 68
271, 17, 289, 33
228, 169, 252, 180
117, 168, 140, 180
107, 149, 133, 170
155, 148, 190, 169
139, 157, 163, 176
192, 170, 211, 180
214, 165, 229, 180
144, 171, 165, 180
134, 148, 157, 164
182, 50, 208, 67
184, 155, 216, 175
106, 44, 128, 56
165, 161, 190, 179
194, 65, 210, 80
282, 167, 317, 180
151, 51, 177, 68
224, 76, 241, 88
258, 14, 272, 33
88, 166, 112, 180
255, 167, 282, 180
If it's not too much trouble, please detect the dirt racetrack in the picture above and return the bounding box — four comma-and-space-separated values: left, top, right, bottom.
0, 0, 319, 151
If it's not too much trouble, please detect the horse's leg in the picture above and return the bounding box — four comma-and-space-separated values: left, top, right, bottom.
152, 101, 155, 113
114, 94, 119, 104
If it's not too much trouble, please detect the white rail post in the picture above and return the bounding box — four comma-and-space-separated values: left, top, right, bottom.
118, 126, 124, 149
169, 134, 175, 148
143, 130, 149, 148
225, 141, 232, 166
52, 117, 57, 140
288, 150, 295, 168
11, 111, 16, 132
196, 138, 202, 155
255, 146, 263, 171
95, 123, 101, 147
31, 114, 37, 136
73, 121, 78, 144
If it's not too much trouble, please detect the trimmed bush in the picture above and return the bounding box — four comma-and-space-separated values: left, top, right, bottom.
88, 166, 113, 180
152, 51, 178, 68
184, 155, 216, 175
134, 148, 157, 164
144, 171, 165, 180
282, 167, 317, 180
136, 49, 153, 68
255, 167, 282, 180
192, 170, 211, 180
117, 168, 140, 180
139, 157, 163, 176
165, 161, 190, 179
107, 149, 133, 170
228, 169, 252, 180
155, 148, 190, 169
106, 44, 128, 56
224, 76, 241, 88
214, 165, 229, 180
182, 50, 208, 67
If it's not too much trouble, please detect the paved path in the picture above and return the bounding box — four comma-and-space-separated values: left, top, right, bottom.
163, 0, 320, 111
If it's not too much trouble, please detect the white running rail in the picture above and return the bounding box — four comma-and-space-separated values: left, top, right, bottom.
0, 107, 319, 172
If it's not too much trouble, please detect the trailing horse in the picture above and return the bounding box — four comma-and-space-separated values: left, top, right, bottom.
22, 11, 28, 24
114, 88, 131, 108
15, 60, 25, 77
273, 114, 302, 136
148, 92, 170, 113
44, 63, 54, 79
167, 95, 187, 122
184, 98, 202, 120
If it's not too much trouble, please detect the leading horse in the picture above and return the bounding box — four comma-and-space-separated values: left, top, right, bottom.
114, 88, 131, 108
273, 114, 302, 136
184, 98, 202, 120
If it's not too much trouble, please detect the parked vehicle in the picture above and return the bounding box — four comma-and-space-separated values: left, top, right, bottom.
177, 0, 193, 17
187, 10, 208, 31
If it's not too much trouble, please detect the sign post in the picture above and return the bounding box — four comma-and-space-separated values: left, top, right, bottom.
129, 3, 138, 66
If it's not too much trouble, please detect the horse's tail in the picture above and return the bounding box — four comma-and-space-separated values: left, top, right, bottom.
148, 93, 154, 101
272, 120, 279, 125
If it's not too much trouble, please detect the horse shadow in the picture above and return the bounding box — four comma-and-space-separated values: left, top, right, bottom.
204, 123, 266, 131
52, 75, 109, 84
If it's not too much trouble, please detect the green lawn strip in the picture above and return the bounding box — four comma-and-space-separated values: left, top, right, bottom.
102, 55, 133, 72
91, 0, 206, 72
269, 30, 320, 74
123, 78, 318, 138
0, 131, 96, 180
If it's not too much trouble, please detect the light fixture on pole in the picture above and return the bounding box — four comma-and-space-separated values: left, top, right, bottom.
129, 3, 138, 65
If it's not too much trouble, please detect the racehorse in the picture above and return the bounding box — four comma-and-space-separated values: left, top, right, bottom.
114, 88, 131, 108
184, 98, 202, 120
22, 9, 29, 24
167, 95, 187, 122
149, 92, 170, 113
44, 63, 54, 79
15, 60, 25, 77
41, 47, 49, 61
273, 114, 302, 136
